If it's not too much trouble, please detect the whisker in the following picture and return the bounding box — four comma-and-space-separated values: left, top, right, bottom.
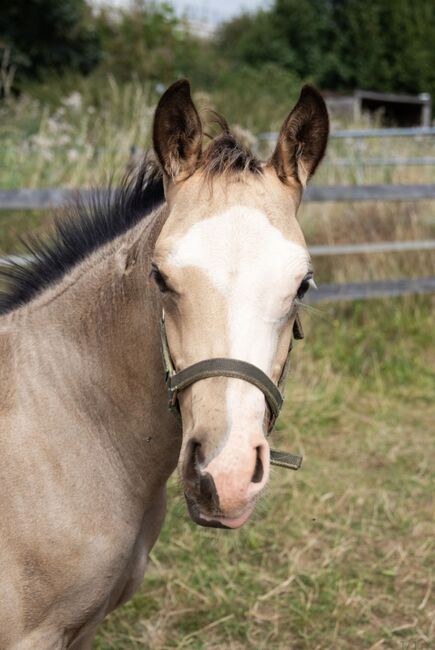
296, 300, 330, 320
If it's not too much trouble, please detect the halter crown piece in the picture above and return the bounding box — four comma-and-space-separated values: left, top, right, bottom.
159, 312, 304, 471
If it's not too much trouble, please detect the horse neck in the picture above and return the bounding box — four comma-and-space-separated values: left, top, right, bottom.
16, 207, 181, 495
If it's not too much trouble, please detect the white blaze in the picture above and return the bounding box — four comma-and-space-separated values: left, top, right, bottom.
169, 205, 309, 442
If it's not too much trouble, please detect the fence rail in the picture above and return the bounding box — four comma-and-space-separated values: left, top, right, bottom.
306, 277, 435, 303
328, 156, 435, 168
2, 239, 433, 268
2, 184, 435, 211
330, 127, 435, 139
305, 184, 435, 202
309, 240, 435, 256
0, 188, 87, 211
258, 126, 435, 142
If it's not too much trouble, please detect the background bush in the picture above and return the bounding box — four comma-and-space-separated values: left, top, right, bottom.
0, 0, 100, 89
2, 0, 435, 107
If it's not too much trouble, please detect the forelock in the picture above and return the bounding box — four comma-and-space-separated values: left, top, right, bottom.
199, 121, 262, 180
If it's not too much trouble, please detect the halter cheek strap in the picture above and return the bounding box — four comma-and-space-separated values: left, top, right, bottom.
159, 313, 304, 471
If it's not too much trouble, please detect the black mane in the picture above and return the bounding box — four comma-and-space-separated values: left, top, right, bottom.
0, 126, 260, 316
0, 159, 165, 315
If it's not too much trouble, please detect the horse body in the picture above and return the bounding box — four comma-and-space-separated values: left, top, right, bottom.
0, 214, 180, 647
0, 80, 328, 647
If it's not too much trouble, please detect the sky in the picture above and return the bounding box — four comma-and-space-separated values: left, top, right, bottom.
169, 0, 269, 24
92, 0, 269, 25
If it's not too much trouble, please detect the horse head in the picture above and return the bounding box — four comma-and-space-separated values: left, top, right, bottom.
152, 80, 328, 528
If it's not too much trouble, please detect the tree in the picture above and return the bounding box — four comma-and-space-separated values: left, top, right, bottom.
0, 0, 100, 88
94, 1, 214, 86
321, 0, 435, 96
215, 11, 290, 69
215, 0, 435, 99
271, 0, 332, 80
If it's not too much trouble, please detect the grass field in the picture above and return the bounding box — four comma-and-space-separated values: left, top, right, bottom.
91, 296, 435, 650
1, 85, 434, 649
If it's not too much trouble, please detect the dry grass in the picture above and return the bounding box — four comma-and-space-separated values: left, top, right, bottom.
0, 85, 434, 649
315, 135, 435, 187
0, 80, 154, 190
300, 200, 435, 285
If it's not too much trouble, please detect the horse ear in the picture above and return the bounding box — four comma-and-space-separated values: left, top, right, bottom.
153, 79, 202, 182
269, 85, 329, 186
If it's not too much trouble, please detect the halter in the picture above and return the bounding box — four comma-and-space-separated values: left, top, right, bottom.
159, 312, 304, 471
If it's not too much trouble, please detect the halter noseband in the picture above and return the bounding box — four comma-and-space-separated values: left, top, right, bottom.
159, 313, 304, 471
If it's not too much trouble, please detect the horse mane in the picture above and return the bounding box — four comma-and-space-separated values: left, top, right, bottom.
0, 158, 165, 315
0, 122, 260, 316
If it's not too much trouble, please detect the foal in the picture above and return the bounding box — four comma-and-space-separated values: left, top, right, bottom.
0, 80, 328, 648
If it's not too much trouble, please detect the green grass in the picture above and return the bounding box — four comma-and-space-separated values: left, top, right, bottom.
93, 297, 434, 650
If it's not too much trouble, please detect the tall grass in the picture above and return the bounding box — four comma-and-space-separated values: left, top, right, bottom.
0, 80, 434, 649
0, 79, 154, 190
2, 77, 435, 191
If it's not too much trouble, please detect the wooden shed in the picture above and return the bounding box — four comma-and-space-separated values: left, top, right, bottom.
325, 90, 432, 127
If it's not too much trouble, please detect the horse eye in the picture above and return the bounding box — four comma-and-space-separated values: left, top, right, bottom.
297, 272, 314, 300
150, 265, 169, 293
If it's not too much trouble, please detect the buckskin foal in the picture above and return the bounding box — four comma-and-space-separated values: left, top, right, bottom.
0, 80, 328, 648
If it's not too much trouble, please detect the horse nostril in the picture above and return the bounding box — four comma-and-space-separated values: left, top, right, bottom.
251, 447, 264, 484
199, 472, 219, 509
184, 439, 202, 483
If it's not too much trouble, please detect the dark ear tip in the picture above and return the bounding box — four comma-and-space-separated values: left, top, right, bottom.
300, 83, 320, 95
161, 78, 191, 101
172, 78, 191, 91
300, 84, 327, 109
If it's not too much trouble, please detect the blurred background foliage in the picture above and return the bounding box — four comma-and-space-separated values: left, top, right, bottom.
0, 0, 100, 85
218, 0, 435, 97
1, 0, 435, 120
